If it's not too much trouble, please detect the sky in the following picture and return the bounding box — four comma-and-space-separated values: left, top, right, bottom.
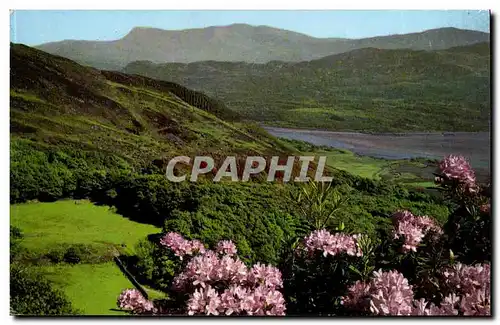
10, 10, 490, 46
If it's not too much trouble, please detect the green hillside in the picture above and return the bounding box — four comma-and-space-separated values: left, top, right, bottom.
10, 43, 291, 168
124, 43, 490, 132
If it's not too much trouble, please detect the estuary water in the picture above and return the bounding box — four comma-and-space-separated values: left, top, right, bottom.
264, 127, 491, 173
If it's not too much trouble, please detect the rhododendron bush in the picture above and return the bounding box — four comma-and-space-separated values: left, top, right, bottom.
117, 154, 491, 316
435, 155, 491, 264
119, 235, 286, 315
342, 263, 490, 316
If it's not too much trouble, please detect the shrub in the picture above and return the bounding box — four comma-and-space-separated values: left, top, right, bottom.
63, 247, 81, 264
118, 236, 286, 316
10, 264, 80, 315
130, 239, 182, 292
44, 244, 103, 264
116, 154, 491, 317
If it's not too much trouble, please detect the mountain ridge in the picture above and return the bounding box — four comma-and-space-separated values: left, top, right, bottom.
35, 25, 489, 70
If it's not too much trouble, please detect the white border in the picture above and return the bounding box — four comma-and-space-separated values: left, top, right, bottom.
1, 2, 498, 325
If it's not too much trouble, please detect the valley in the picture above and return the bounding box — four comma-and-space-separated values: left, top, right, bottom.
123, 43, 490, 133
10, 19, 492, 317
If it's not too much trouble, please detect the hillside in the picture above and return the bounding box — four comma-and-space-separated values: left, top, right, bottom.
10, 43, 291, 168
123, 42, 491, 132
35, 24, 489, 69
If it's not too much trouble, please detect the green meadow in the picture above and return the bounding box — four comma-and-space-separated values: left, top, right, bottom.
11, 200, 163, 315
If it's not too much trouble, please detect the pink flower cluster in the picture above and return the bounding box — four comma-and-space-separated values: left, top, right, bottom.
441, 263, 491, 316
173, 251, 248, 290
216, 240, 238, 256
411, 295, 459, 316
180, 252, 285, 315
341, 280, 371, 311
187, 284, 286, 316
412, 262, 491, 316
303, 229, 363, 257
342, 270, 459, 316
437, 155, 477, 192
163, 235, 285, 316
159, 232, 206, 259
480, 202, 490, 214
392, 210, 442, 252
342, 270, 414, 315
117, 289, 155, 314
342, 263, 491, 316
247, 263, 284, 289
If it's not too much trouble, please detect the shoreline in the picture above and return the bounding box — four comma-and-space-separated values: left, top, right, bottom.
262, 125, 490, 137
263, 126, 491, 174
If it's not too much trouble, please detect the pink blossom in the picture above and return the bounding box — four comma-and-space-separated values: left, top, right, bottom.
159, 232, 206, 259
190, 239, 206, 254
341, 280, 371, 310
441, 263, 490, 295
263, 287, 287, 315
393, 219, 425, 252
438, 155, 477, 190
303, 229, 363, 257
173, 252, 285, 315
439, 294, 460, 315
218, 255, 248, 284
117, 289, 155, 314
343, 270, 465, 316
480, 202, 490, 214
173, 250, 220, 290
122, 235, 287, 316
392, 210, 415, 223
187, 284, 286, 316
412, 295, 459, 316
216, 240, 238, 256
219, 285, 246, 315
239, 286, 286, 316
343, 270, 414, 315
172, 249, 282, 292
392, 210, 442, 252
441, 263, 491, 315
392, 210, 441, 233
187, 285, 221, 315
247, 263, 283, 289
460, 288, 490, 316
368, 269, 414, 315
411, 298, 432, 315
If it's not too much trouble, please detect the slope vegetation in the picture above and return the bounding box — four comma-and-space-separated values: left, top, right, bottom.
10, 43, 288, 167
124, 43, 490, 132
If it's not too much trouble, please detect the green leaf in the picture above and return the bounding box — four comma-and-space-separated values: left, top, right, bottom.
348, 265, 363, 276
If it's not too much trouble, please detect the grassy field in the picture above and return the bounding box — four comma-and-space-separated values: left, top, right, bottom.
34, 262, 166, 315
10, 200, 161, 255
35, 263, 135, 315
11, 200, 164, 315
310, 149, 388, 179
307, 148, 438, 187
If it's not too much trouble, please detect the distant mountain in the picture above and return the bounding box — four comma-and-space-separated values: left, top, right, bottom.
35, 24, 489, 69
123, 42, 491, 132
